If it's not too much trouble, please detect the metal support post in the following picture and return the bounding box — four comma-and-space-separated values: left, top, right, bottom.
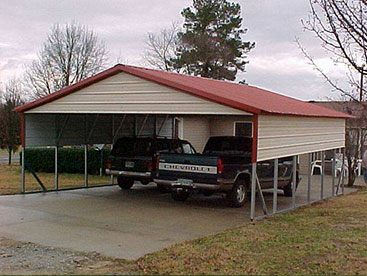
342, 147, 345, 194
321, 151, 325, 199
256, 175, 268, 215
21, 147, 25, 193
84, 144, 88, 187
110, 175, 114, 185
307, 153, 312, 204
273, 158, 278, 214
332, 149, 336, 197
112, 115, 127, 143
250, 163, 257, 221
99, 149, 103, 177
157, 115, 169, 136
153, 115, 157, 138
292, 155, 297, 208
137, 115, 149, 136
55, 146, 59, 190
134, 115, 137, 137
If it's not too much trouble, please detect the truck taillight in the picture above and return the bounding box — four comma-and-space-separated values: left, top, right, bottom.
155, 155, 160, 170
106, 159, 112, 169
147, 160, 153, 171
217, 158, 224, 174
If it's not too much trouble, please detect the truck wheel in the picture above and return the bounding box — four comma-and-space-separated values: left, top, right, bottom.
283, 173, 299, 197
141, 179, 150, 185
171, 189, 190, 202
117, 177, 134, 190
227, 182, 248, 207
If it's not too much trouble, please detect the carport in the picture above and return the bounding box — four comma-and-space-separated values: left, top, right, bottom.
16, 64, 351, 220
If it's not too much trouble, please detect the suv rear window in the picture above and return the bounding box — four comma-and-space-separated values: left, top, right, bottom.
111, 138, 196, 156
204, 137, 252, 155
111, 138, 153, 156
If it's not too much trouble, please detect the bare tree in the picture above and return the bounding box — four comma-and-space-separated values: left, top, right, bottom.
301, 0, 367, 102
24, 21, 107, 99
301, 0, 367, 186
0, 79, 25, 165
143, 22, 180, 72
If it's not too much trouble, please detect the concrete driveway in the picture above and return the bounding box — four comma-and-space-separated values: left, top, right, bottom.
0, 177, 356, 259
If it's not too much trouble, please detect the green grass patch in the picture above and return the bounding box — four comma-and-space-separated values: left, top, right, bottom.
130, 191, 367, 275
0, 164, 110, 194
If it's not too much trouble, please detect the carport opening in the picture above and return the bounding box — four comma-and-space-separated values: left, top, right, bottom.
19, 112, 348, 222
20, 114, 178, 193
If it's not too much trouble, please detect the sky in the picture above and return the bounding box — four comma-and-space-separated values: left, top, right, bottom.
0, 0, 348, 100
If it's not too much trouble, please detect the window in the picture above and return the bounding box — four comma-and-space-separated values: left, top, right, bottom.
182, 142, 196, 154
234, 122, 253, 137
173, 117, 183, 139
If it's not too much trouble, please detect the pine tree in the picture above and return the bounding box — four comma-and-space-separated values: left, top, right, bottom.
172, 0, 254, 81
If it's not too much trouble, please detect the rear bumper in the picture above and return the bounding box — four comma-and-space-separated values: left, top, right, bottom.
154, 178, 233, 191
106, 169, 151, 178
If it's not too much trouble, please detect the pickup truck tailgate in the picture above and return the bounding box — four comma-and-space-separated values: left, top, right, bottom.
157, 153, 219, 184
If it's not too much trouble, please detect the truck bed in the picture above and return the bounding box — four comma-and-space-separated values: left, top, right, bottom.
156, 153, 219, 184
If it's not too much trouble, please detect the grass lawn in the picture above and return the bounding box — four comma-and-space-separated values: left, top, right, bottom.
128, 190, 367, 275
0, 164, 111, 195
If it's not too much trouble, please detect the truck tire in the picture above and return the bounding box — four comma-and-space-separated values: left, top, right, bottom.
117, 177, 134, 190
283, 173, 299, 197
171, 189, 190, 202
141, 179, 150, 185
227, 181, 248, 207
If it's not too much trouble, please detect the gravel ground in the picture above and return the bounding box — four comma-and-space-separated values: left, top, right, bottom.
0, 237, 131, 275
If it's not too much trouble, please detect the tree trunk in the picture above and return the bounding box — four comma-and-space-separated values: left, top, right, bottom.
347, 162, 356, 187
348, 172, 356, 186
8, 148, 12, 165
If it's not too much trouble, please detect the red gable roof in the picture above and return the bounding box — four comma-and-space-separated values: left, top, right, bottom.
16, 64, 352, 118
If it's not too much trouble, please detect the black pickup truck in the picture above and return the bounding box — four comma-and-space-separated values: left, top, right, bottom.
154, 136, 299, 207
106, 137, 196, 190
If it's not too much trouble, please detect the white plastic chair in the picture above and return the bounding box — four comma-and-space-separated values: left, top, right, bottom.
311, 160, 322, 175
335, 158, 348, 177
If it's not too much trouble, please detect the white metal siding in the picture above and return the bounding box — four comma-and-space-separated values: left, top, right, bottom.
257, 115, 346, 161
182, 116, 210, 153
209, 116, 252, 136
26, 72, 250, 115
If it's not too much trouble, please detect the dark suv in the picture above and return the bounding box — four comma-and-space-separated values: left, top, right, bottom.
106, 137, 196, 190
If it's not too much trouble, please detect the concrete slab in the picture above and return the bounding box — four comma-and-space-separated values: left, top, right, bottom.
0, 176, 356, 259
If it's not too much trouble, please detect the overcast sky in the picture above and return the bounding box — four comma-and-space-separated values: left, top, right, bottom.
0, 0, 348, 100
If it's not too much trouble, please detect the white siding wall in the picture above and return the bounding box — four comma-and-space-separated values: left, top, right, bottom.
209, 116, 252, 136
257, 115, 346, 161
182, 116, 210, 153
26, 72, 250, 115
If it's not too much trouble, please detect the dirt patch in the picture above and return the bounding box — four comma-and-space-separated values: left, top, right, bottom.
0, 238, 130, 275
